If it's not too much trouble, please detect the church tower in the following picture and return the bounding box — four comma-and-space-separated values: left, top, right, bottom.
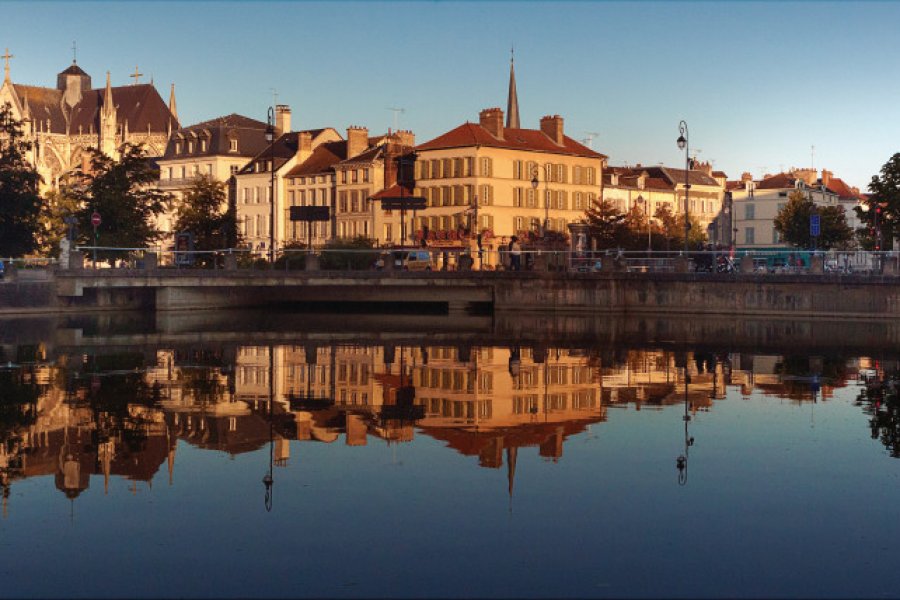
99, 71, 118, 158
506, 50, 520, 129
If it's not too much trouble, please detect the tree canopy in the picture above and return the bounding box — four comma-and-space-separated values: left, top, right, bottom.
0, 103, 42, 257
72, 144, 170, 263
862, 152, 900, 250
174, 175, 240, 262
583, 196, 707, 251
774, 189, 853, 250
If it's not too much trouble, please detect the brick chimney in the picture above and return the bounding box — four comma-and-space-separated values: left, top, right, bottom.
394, 129, 415, 148
275, 105, 291, 136
479, 108, 504, 139
347, 126, 369, 159
295, 131, 313, 164
741, 172, 753, 182
821, 169, 833, 187
540, 115, 564, 146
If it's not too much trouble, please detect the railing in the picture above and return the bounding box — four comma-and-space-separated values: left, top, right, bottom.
45, 246, 900, 278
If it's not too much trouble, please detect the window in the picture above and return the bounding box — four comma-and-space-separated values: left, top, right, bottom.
339, 192, 347, 212
352, 170, 358, 183
230, 165, 239, 175
200, 139, 208, 152
744, 204, 755, 220
175, 142, 182, 154
243, 188, 250, 204
288, 191, 295, 206
363, 168, 369, 183
514, 188, 523, 208
229, 139, 238, 152
574, 192, 583, 210
526, 188, 536, 208
573, 166, 581, 185
530, 217, 541, 232
480, 157, 492, 177
206, 164, 213, 175
384, 224, 393, 242
341, 170, 347, 184
187, 141, 194, 153
442, 159, 452, 178
514, 216, 525, 232
465, 157, 474, 177
299, 190, 306, 206
256, 187, 262, 204
744, 227, 755, 244
556, 164, 566, 183
454, 158, 464, 177
480, 185, 492, 206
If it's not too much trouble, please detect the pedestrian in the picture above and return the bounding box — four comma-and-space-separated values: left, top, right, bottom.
510, 236, 522, 271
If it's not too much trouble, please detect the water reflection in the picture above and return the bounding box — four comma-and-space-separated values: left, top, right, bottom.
0, 327, 878, 518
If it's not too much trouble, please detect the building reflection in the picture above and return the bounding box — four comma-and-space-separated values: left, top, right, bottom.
0, 338, 870, 515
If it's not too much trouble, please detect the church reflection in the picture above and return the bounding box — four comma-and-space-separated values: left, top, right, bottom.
0, 338, 875, 516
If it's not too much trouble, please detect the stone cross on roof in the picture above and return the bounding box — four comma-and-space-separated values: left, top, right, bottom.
130, 65, 143, 85
2, 48, 13, 82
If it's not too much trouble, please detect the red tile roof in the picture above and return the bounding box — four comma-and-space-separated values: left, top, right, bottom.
416, 122, 606, 159
756, 173, 796, 190
370, 183, 415, 200
825, 177, 860, 200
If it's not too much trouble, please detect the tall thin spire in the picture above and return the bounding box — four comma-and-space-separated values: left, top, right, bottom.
506, 47, 520, 129
2, 48, 13, 83
168, 83, 178, 122
102, 71, 114, 116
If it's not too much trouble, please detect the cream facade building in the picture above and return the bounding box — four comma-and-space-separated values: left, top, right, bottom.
412, 107, 605, 258
234, 110, 341, 255
729, 168, 862, 249
156, 113, 270, 243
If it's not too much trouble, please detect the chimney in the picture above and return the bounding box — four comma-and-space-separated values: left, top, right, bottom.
347, 126, 369, 159
295, 131, 313, 164
394, 129, 415, 148
479, 108, 504, 139
821, 169, 833, 187
540, 115, 564, 146
275, 105, 291, 136
741, 172, 753, 182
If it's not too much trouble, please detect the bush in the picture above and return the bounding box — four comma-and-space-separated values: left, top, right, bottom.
319, 236, 378, 270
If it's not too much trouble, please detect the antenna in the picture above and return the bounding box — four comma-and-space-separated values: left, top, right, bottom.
756, 166, 768, 179
811, 144, 815, 170
72, 41, 77, 63
582, 131, 600, 149
270, 88, 278, 108
387, 107, 405, 131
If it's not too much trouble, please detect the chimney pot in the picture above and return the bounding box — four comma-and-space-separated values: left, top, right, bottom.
479, 108, 504, 139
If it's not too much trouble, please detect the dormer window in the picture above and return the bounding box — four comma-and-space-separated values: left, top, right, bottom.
175, 141, 182, 154
229, 138, 238, 152
187, 141, 194, 153
200, 138, 208, 152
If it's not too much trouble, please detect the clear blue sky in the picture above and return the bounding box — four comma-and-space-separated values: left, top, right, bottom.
3, 1, 898, 189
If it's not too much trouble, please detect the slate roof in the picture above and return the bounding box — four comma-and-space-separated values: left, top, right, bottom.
162, 113, 269, 159
284, 140, 348, 177
416, 122, 606, 159
604, 165, 720, 189
14, 82, 178, 135
238, 129, 327, 174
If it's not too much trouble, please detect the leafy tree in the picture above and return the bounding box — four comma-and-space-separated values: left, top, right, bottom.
0, 103, 42, 257
584, 197, 628, 249
173, 175, 241, 265
774, 189, 853, 250
73, 143, 170, 264
861, 152, 900, 250
38, 182, 80, 256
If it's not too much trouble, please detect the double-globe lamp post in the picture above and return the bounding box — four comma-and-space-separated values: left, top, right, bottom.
265, 107, 276, 263
676, 121, 690, 255
531, 168, 540, 235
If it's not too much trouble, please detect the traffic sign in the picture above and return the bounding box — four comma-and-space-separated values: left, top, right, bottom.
91, 212, 102, 227
810, 214, 821, 237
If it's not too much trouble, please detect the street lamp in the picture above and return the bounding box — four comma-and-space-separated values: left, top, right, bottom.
265, 107, 276, 263
677, 121, 690, 254
531, 168, 540, 236
637, 194, 651, 252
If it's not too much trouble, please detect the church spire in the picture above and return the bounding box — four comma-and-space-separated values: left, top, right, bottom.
102, 71, 114, 117
506, 47, 520, 129
2, 48, 13, 83
168, 83, 178, 122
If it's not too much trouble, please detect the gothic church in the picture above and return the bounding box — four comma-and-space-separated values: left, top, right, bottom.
0, 49, 179, 190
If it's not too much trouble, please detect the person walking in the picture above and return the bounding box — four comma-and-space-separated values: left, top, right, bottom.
510, 236, 522, 271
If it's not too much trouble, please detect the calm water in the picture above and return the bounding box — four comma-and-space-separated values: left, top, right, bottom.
2, 311, 900, 598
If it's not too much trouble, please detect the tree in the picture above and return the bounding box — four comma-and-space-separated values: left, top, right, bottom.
862, 152, 900, 250
173, 175, 240, 264
584, 197, 628, 249
774, 189, 853, 250
73, 143, 170, 263
652, 204, 706, 251
0, 103, 42, 257
38, 182, 80, 256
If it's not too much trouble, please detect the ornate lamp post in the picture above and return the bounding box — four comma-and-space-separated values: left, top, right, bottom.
265, 107, 276, 263
531, 168, 540, 234
676, 121, 690, 254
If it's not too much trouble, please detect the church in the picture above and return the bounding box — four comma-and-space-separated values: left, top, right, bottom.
0, 49, 179, 190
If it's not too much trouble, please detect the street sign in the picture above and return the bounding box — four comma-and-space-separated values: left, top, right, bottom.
380, 196, 426, 211
290, 206, 330, 222
174, 232, 195, 266
91, 212, 101, 227
810, 214, 821, 237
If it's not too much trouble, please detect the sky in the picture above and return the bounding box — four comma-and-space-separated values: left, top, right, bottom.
2, 0, 899, 190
